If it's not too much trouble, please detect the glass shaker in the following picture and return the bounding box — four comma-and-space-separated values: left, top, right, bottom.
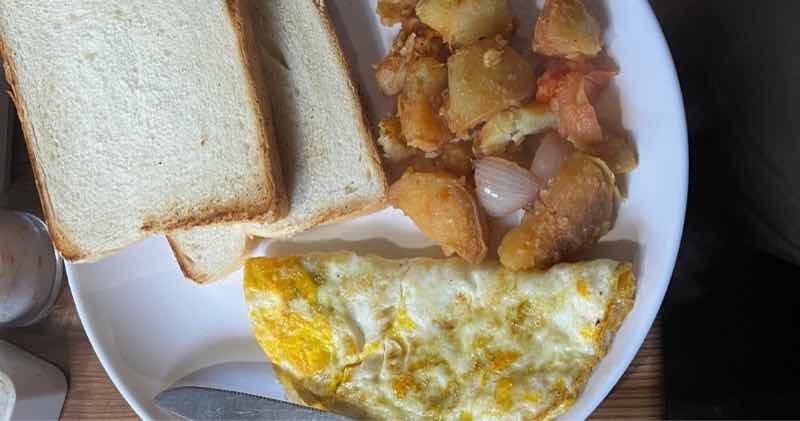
0, 210, 64, 327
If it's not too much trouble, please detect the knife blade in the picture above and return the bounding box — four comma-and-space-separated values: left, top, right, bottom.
154, 386, 348, 421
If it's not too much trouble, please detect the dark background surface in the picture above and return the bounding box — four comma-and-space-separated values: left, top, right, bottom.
651, 1, 800, 419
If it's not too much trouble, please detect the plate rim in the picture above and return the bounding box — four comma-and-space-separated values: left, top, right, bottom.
570, 1, 689, 416
66, 0, 688, 418
67, 270, 154, 418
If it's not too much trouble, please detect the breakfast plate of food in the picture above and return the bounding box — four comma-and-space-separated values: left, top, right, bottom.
0, 0, 686, 419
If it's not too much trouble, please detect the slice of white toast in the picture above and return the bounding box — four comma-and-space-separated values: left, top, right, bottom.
167, 0, 387, 283
0, 0, 286, 261
167, 224, 256, 284
245, 0, 387, 238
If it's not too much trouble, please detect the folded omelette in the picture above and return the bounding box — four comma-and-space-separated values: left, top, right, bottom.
244, 253, 635, 420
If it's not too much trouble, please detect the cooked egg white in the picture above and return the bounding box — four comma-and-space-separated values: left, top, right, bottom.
244, 253, 635, 420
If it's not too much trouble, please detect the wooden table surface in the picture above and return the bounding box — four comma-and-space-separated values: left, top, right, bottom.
1, 123, 664, 419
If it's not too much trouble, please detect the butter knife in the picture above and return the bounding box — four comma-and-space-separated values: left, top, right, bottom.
154, 386, 347, 421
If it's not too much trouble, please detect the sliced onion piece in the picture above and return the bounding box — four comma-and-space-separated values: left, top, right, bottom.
475, 157, 540, 217
531, 131, 576, 181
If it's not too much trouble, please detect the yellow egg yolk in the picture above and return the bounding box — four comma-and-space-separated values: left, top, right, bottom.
576, 278, 589, 297
494, 377, 514, 412
483, 351, 520, 385
245, 257, 333, 376
523, 391, 541, 404
394, 305, 417, 331
392, 373, 419, 399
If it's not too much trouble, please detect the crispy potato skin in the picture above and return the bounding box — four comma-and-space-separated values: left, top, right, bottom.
416, 0, 514, 47
377, 0, 420, 26
375, 55, 408, 97
389, 170, 489, 264
377, 117, 416, 163
375, 20, 448, 96
404, 140, 473, 176
474, 101, 558, 156
583, 132, 638, 174
440, 141, 474, 176
531, 0, 603, 60
444, 39, 536, 136
398, 57, 453, 152
499, 154, 616, 270
373, 0, 632, 273
401, 56, 449, 104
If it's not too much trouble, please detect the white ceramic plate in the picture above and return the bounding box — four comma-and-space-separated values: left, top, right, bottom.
67, 1, 687, 419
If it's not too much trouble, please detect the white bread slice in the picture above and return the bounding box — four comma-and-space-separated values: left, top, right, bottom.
246, 0, 387, 237
167, 224, 256, 284
166, 0, 388, 283
0, 0, 286, 261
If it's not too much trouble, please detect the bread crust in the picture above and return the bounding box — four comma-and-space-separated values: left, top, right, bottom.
166, 226, 257, 284
224, 0, 289, 224
143, 0, 290, 237
0, 1, 288, 261
167, 0, 391, 282
144, 2, 289, 246
248, 0, 388, 239
0, 33, 96, 260
312, 0, 388, 201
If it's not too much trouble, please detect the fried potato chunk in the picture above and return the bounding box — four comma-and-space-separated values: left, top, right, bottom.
375, 55, 409, 97
377, 117, 416, 163
390, 170, 488, 263
444, 39, 536, 136
405, 140, 473, 176
474, 101, 559, 156
532, 0, 603, 60
440, 141, 475, 176
375, 19, 448, 96
377, 0, 420, 26
398, 57, 453, 152
416, 0, 514, 48
499, 154, 617, 270
583, 132, 638, 174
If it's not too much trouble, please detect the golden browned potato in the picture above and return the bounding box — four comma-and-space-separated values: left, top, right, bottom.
377, 117, 416, 163
377, 0, 419, 26
416, 0, 514, 47
375, 55, 408, 96
403, 56, 448, 99
532, 0, 603, 60
375, 19, 448, 96
499, 154, 617, 270
440, 141, 474, 176
399, 96, 452, 152
444, 39, 536, 136
579, 132, 638, 174
389, 170, 489, 264
398, 57, 453, 152
407, 155, 442, 173
474, 101, 559, 156
375, 23, 418, 96
401, 19, 449, 62
404, 142, 472, 176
